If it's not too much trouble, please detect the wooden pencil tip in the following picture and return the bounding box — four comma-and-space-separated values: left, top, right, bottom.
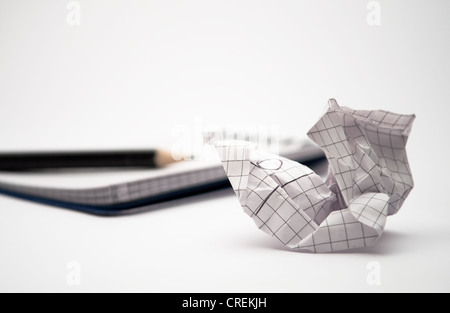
155, 150, 183, 167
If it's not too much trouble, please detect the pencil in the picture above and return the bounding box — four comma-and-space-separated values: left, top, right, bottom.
0, 149, 179, 171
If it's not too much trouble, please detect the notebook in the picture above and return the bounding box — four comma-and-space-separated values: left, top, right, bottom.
0, 138, 325, 215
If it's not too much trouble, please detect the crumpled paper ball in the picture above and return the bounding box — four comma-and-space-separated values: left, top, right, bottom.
208, 99, 415, 252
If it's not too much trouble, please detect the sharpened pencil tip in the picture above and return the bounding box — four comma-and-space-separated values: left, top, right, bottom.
155, 150, 184, 167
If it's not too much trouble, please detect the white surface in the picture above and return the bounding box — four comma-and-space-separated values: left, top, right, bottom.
1, 0, 450, 292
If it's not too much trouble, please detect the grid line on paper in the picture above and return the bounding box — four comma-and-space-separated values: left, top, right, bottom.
217, 143, 391, 251
0, 165, 229, 207
307, 100, 415, 216
216, 144, 326, 245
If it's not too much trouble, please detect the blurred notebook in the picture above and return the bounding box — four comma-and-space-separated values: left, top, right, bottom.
0, 138, 324, 215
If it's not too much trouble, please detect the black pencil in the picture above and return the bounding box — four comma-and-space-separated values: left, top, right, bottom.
0, 150, 178, 171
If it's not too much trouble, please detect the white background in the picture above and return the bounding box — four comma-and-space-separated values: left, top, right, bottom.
0, 0, 449, 292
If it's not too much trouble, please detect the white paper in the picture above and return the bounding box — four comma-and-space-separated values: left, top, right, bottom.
208, 99, 415, 252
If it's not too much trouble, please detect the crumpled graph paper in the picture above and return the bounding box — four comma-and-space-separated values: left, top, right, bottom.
207, 99, 415, 252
